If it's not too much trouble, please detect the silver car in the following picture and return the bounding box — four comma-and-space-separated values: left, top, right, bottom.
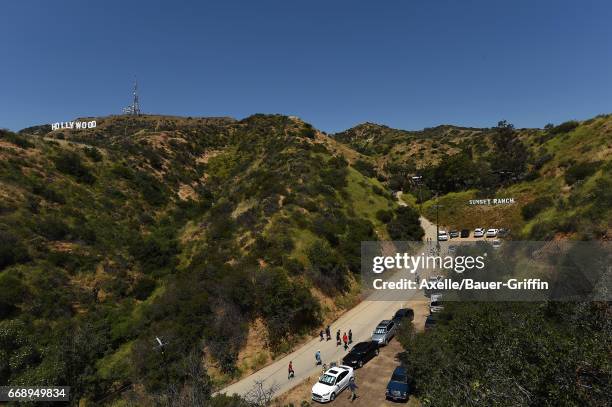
371, 320, 396, 346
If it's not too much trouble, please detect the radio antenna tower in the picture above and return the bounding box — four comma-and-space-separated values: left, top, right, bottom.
122, 79, 142, 116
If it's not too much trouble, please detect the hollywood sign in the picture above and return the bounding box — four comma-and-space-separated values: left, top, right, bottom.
51, 120, 97, 131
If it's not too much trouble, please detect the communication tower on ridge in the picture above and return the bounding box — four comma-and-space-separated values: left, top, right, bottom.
122, 80, 142, 116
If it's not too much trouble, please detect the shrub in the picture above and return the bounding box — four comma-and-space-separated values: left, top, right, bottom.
550, 120, 579, 134
0, 232, 30, 270
1, 132, 34, 149
388, 206, 424, 240
0, 271, 28, 318
353, 159, 376, 178
131, 276, 156, 300
376, 209, 393, 223
521, 196, 554, 220
53, 151, 96, 184
564, 161, 600, 185
35, 216, 71, 240
84, 147, 103, 162
299, 124, 316, 139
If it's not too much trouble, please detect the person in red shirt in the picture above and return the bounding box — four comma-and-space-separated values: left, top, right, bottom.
342, 332, 348, 350
288, 361, 294, 379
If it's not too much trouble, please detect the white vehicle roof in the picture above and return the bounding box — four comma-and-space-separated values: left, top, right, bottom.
324, 366, 351, 377
438, 230, 448, 234
431, 293, 443, 302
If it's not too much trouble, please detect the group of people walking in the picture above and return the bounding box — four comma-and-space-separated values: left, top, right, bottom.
286, 324, 359, 401
319, 325, 353, 350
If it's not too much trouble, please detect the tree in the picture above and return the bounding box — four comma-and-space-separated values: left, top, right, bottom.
491, 120, 529, 179
387, 206, 425, 241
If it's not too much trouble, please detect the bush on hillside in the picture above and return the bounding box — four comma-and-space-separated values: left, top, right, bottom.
564, 161, 601, 185
550, 120, 579, 134
521, 196, 554, 220
376, 209, 393, 223
0, 232, 30, 270
53, 151, 96, 184
387, 206, 424, 241
353, 159, 376, 178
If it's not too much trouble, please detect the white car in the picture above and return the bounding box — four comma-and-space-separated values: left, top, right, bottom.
437, 230, 449, 241
486, 228, 498, 238
430, 293, 444, 313
473, 228, 485, 238
312, 365, 355, 403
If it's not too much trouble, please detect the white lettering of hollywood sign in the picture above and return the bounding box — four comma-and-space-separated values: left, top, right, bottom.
468, 198, 515, 205
51, 121, 97, 131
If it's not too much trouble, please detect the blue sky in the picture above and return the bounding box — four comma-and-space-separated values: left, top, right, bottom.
1, 0, 611, 132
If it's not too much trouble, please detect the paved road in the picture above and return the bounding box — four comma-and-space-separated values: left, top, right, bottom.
218, 213, 437, 401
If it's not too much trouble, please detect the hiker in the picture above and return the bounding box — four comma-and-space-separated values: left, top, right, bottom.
319, 330, 324, 341
288, 361, 295, 379
321, 363, 327, 374
348, 329, 353, 344
348, 377, 358, 401
325, 325, 331, 341
336, 330, 341, 346
343, 332, 348, 350
315, 350, 322, 365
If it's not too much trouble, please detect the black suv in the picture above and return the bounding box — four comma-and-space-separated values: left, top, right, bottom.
460, 229, 470, 238
342, 341, 379, 368
392, 308, 414, 326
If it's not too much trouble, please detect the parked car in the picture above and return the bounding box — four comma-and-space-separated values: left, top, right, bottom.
449, 230, 459, 238
372, 320, 397, 345
392, 308, 414, 326
437, 230, 449, 241
460, 229, 470, 238
492, 239, 502, 249
430, 293, 444, 313
311, 365, 355, 403
486, 228, 498, 237
473, 228, 485, 238
386, 366, 410, 402
497, 228, 510, 238
424, 314, 438, 331
424, 276, 443, 297
342, 341, 379, 368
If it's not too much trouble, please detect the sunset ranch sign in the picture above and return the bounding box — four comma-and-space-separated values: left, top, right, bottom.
51, 120, 97, 131
468, 198, 515, 205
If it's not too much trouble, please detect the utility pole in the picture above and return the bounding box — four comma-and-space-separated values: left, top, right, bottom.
155, 336, 171, 395
432, 196, 443, 252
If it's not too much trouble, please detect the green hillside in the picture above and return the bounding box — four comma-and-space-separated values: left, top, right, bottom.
0, 114, 422, 405
335, 116, 612, 239
334, 115, 612, 406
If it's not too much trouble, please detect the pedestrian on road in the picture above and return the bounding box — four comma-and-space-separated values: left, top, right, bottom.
336, 330, 341, 346
343, 332, 348, 350
288, 361, 294, 379
326, 325, 331, 341
319, 330, 324, 341
348, 329, 353, 344
348, 377, 358, 401
315, 350, 322, 365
